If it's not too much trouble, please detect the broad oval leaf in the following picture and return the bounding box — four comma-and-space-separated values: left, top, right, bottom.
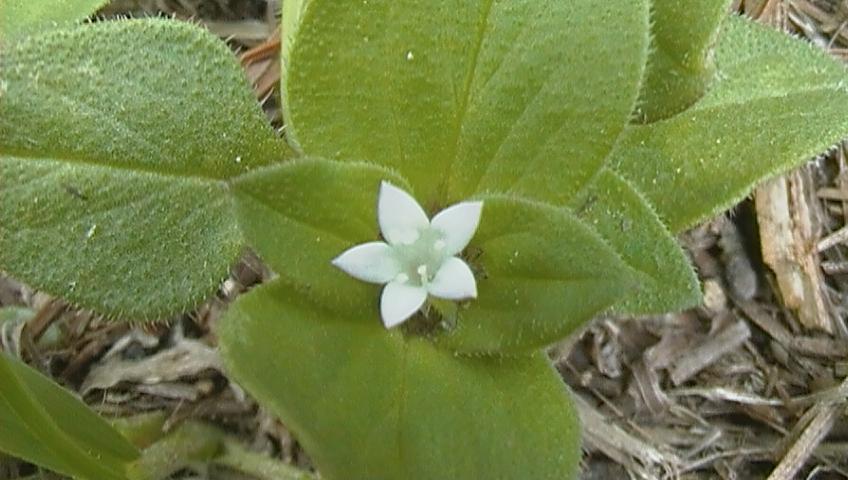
282, 0, 650, 205
635, 0, 731, 122
437, 195, 636, 353
0, 20, 287, 319
612, 15, 848, 232
0, 352, 139, 480
218, 279, 582, 480
570, 169, 700, 315
0, 0, 107, 42
233, 159, 636, 354
232, 158, 408, 315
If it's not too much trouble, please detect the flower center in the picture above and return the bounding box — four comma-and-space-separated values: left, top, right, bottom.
392, 227, 448, 287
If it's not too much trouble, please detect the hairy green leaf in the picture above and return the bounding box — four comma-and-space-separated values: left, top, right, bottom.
0, 353, 138, 480
635, 0, 731, 122
0, 0, 107, 41
218, 279, 581, 480
438, 195, 636, 353
0, 20, 287, 319
233, 159, 636, 354
232, 158, 408, 314
613, 15, 848, 232
571, 169, 699, 314
282, 0, 650, 205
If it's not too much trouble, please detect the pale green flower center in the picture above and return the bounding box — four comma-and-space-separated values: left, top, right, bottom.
391, 227, 449, 287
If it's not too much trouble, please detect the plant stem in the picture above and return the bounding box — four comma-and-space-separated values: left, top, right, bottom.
213, 439, 318, 480
114, 412, 317, 480
127, 422, 223, 480
111, 411, 168, 449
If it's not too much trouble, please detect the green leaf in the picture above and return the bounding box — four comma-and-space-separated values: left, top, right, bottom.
233, 158, 636, 354
0, 19, 287, 319
282, 0, 650, 205
0, 0, 107, 42
0, 352, 138, 480
612, 15, 848, 232
438, 195, 636, 354
218, 279, 581, 480
232, 158, 409, 314
635, 0, 731, 122
571, 169, 700, 314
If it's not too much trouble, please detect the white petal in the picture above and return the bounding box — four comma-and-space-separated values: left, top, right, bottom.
381, 281, 428, 328
427, 257, 477, 300
332, 242, 400, 284
430, 201, 483, 256
378, 181, 429, 246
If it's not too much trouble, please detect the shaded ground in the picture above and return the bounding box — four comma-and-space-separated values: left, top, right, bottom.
2, 1, 848, 479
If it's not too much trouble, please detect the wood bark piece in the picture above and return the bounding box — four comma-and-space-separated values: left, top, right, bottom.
755, 171, 834, 333
670, 319, 751, 386
767, 402, 841, 480
575, 394, 681, 480
738, 299, 848, 358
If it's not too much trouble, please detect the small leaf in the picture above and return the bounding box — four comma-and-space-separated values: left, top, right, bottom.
232, 158, 408, 314
0, 20, 287, 319
635, 0, 731, 122
612, 15, 848, 232
282, 0, 650, 205
0, 352, 138, 480
437, 195, 636, 354
218, 279, 581, 480
233, 159, 636, 354
0, 0, 107, 41
571, 169, 700, 314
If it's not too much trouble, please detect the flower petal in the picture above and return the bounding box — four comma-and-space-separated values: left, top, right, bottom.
378, 181, 429, 246
427, 257, 477, 300
430, 201, 483, 256
381, 281, 427, 328
332, 241, 400, 284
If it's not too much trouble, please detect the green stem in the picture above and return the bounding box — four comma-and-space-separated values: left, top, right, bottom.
214, 439, 318, 480
111, 411, 168, 449
127, 422, 223, 480
115, 413, 317, 480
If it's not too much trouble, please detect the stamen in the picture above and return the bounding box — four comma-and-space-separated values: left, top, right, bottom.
417, 264, 428, 285
434, 239, 446, 251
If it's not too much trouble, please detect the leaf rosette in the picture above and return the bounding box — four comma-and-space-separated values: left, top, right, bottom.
5, 1, 848, 479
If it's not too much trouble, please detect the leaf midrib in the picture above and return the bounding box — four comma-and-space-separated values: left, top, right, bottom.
0, 146, 228, 183
442, 0, 495, 199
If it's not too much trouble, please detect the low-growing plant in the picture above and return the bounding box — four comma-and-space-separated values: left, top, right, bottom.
3, 0, 848, 478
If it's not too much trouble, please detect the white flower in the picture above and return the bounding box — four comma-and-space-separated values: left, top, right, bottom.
332, 181, 483, 328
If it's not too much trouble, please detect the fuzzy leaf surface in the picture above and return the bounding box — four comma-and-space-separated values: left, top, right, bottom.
635, 0, 731, 122
571, 169, 699, 314
0, 20, 286, 319
613, 15, 848, 232
282, 0, 650, 205
0, 0, 107, 41
0, 353, 138, 480
438, 195, 636, 353
232, 159, 409, 314
218, 279, 581, 480
233, 159, 635, 354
